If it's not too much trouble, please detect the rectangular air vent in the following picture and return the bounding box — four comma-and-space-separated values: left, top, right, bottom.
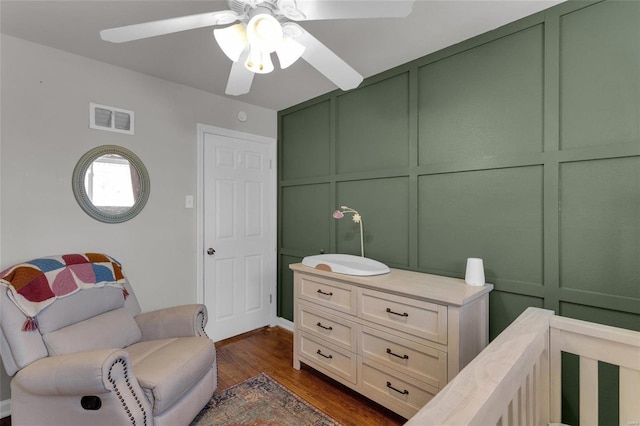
89, 103, 134, 135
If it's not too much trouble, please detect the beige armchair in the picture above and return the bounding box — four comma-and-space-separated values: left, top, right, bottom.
0, 255, 217, 426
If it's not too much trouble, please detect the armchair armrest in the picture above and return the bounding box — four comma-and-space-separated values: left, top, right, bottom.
13, 349, 130, 396
135, 304, 208, 341
12, 348, 151, 425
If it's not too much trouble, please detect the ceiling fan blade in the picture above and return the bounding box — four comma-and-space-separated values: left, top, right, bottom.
278, 0, 414, 21
100, 10, 240, 43
291, 24, 363, 91
226, 50, 255, 96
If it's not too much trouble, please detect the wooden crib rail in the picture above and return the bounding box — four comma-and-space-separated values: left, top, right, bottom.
405, 307, 640, 426
549, 315, 640, 426
405, 307, 554, 426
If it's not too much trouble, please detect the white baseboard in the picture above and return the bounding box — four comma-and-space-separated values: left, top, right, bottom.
275, 317, 294, 332
0, 399, 10, 419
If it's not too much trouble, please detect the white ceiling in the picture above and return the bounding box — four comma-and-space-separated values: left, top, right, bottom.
0, 0, 565, 111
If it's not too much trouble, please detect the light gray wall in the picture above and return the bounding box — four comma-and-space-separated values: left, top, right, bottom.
0, 34, 276, 404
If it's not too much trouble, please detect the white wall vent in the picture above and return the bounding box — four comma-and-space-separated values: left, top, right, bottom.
89, 103, 134, 135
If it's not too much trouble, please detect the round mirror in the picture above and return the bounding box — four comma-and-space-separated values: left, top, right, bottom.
72, 145, 150, 223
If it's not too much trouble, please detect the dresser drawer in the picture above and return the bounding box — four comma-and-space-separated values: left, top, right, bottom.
297, 302, 357, 351
359, 288, 447, 345
361, 326, 447, 389
298, 275, 356, 315
361, 360, 438, 419
298, 332, 357, 384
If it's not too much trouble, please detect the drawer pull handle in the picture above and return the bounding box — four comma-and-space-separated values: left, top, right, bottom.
316, 322, 333, 331
386, 348, 409, 360
386, 308, 408, 317
316, 349, 333, 359
386, 381, 409, 395
317, 289, 334, 296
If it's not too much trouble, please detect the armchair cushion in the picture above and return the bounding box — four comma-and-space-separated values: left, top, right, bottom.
42, 308, 142, 356
127, 336, 216, 415
37, 286, 126, 334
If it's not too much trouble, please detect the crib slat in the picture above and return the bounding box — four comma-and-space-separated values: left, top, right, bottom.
539, 341, 550, 425
522, 374, 528, 425
513, 388, 520, 425
549, 328, 562, 423
532, 362, 538, 426
519, 378, 526, 425
619, 367, 640, 425
579, 357, 598, 426
526, 367, 533, 425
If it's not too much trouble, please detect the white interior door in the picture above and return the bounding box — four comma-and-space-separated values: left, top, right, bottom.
203, 131, 274, 341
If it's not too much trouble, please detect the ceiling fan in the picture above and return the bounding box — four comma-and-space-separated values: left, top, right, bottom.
100, 0, 415, 96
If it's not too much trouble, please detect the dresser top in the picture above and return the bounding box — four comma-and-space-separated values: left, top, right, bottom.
290, 263, 493, 306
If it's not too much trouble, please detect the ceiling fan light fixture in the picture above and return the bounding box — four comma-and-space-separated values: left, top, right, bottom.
214, 24, 248, 62
245, 46, 274, 74
246, 14, 283, 53
276, 37, 305, 69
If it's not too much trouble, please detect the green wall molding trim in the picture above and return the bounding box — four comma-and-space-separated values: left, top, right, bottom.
277, 0, 640, 357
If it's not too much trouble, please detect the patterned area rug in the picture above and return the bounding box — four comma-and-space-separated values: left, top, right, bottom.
190, 373, 342, 426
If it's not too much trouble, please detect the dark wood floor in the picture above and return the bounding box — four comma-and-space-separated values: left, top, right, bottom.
215, 326, 406, 426
0, 326, 405, 426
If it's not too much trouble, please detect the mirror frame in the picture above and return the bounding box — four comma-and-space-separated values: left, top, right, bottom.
72, 145, 150, 223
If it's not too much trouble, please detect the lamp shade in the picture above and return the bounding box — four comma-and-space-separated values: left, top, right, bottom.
276, 37, 305, 69
214, 24, 248, 62
246, 14, 282, 53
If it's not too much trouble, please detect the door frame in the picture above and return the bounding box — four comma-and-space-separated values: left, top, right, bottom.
196, 123, 278, 328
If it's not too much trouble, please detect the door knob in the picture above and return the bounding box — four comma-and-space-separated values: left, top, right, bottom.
207, 248, 216, 256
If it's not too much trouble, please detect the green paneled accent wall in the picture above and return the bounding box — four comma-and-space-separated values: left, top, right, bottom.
337, 73, 410, 173
336, 177, 410, 266
559, 157, 640, 299
560, 302, 640, 332
418, 166, 543, 284
488, 291, 544, 340
278, 0, 640, 351
559, 0, 640, 150
278, 255, 302, 321
281, 100, 331, 180
418, 25, 544, 164
281, 184, 331, 252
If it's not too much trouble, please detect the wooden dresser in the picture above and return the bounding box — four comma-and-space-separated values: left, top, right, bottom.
290, 263, 493, 418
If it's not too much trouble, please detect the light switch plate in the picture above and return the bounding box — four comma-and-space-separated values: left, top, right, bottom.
185, 195, 194, 209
